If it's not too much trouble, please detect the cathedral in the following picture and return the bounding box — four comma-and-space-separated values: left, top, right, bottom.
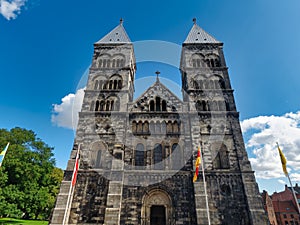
50, 19, 268, 225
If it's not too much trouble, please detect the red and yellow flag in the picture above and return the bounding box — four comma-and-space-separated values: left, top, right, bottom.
193, 146, 201, 182
71, 151, 80, 186
277, 143, 288, 176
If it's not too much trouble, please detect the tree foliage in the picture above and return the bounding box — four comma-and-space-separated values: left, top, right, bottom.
0, 127, 63, 220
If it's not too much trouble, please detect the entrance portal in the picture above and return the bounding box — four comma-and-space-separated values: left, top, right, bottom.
150, 205, 166, 225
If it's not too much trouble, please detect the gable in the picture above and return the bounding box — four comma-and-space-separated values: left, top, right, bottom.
129, 80, 183, 112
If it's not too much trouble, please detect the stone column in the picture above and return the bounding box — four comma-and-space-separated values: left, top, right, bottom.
104, 144, 124, 225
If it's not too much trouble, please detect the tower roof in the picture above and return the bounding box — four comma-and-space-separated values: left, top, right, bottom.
184, 19, 220, 44
96, 20, 131, 44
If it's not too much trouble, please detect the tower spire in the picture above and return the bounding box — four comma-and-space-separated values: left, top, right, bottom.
96, 20, 131, 43
184, 20, 220, 44
155, 71, 160, 82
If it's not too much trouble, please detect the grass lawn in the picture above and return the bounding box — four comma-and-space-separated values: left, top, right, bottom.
0, 218, 48, 225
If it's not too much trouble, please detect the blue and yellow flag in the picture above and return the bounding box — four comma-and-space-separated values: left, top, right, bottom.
0, 143, 10, 167
277, 143, 288, 176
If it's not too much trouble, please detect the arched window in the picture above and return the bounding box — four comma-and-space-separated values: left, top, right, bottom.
113, 80, 118, 90
99, 80, 104, 90
112, 59, 116, 67
132, 121, 137, 133
212, 101, 218, 111
155, 97, 161, 111
161, 121, 166, 134
209, 80, 214, 89
100, 101, 105, 111
210, 59, 215, 67
97, 59, 102, 68
95, 151, 102, 168
116, 59, 120, 67
196, 100, 203, 111
162, 100, 167, 111
103, 82, 107, 90
150, 100, 155, 111
118, 80, 122, 89
143, 121, 149, 134
225, 101, 230, 111
110, 100, 114, 111
95, 100, 100, 111
109, 80, 113, 90
173, 121, 179, 133
105, 100, 110, 111
204, 101, 210, 111
103, 59, 107, 67
171, 144, 182, 170
219, 79, 225, 89
192, 59, 196, 67
135, 144, 145, 168
218, 101, 226, 111
90, 101, 95, 111
137, 121, 143, 133
196, 59, 201, 67
120, 59, 125, 67
155, 121, 161, 133
149, 121, 155, 134
194, 80, 199, 89
94, 80, 99, 90
167, 121, 173, 134
153, 144, 163, 170
107, 59, 111, 68
90, 141, 106, 169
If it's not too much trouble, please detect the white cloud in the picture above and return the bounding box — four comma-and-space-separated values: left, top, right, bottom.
241, 111, 300, 180
51, 88, 85, 130
0, 0, 26, 20
278, 179, 286, 185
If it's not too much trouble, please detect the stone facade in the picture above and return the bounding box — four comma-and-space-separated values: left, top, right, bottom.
50, 21, 268, 225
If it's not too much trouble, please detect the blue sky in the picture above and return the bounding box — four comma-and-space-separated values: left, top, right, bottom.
1, 0, 300, 194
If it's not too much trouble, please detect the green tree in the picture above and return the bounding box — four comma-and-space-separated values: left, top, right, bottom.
0, 127, 63, 220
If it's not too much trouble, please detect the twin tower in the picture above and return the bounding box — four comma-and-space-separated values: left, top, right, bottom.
50, 19, 267, 225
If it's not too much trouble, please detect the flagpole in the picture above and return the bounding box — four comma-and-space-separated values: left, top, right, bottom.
63, 144, 80, 225
199, 145, 211, 225
286, 172, 300, 214
276, 142, 300, 215
0, 142, 10, 167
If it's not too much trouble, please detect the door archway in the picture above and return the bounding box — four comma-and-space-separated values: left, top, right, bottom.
141, 189, 173, 225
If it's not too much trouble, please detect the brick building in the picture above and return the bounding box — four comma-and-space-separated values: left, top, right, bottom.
50, 20, 267, 225
263, 184, 300, 225
262, 190, 278, 225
